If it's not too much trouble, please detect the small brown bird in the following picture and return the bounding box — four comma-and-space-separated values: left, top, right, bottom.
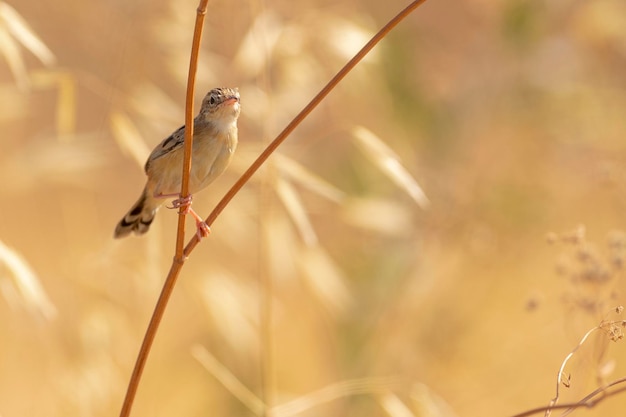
114, 87, 240, 239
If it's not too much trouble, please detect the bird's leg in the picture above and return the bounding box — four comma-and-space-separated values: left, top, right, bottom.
152, 191, 187, 207
185, 206, 211, 239
161, 193, 211, 239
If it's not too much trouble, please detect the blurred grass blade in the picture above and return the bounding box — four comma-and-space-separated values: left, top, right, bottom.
55, 71, 77, 138
198, 274, 258, 353
0, 239, 57, 320
410, 383, 458, 417
30, 70, 77, 138
342, 197, 414, 236
275, 177, 318, 246
2, 136, 110, 190
272, 377, 397, 417
129, 83, 183, 126
234, 11, 283, 78
323, 15, 377, 62
110, 110, 151, 169
191, 344, 265, 416
378, 392, 416, 417
0, 2, 56, 66
0, 24, 28, 88
275, 153, 345, 203
351, 126, 429, 209
298, 245, 352, 316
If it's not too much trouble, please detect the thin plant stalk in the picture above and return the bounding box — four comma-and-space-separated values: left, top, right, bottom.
118, 1, 210, 416
175, 1, 210, 260
510, 378, 626, 417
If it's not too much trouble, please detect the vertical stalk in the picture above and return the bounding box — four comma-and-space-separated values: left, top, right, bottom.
118, 2, 210, 416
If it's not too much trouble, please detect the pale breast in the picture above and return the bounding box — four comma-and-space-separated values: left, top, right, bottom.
189, 126, 238, 193
145, 120, 238, 198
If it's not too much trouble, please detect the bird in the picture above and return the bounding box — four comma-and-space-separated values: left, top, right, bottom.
114, 87, 240, 239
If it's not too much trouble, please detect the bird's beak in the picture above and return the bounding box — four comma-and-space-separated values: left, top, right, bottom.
224, 96, 240, 106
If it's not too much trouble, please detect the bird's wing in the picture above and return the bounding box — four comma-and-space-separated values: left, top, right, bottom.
144, 125, 185, 173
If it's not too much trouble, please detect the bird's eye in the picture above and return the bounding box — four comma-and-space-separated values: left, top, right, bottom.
209, 96, 217, 105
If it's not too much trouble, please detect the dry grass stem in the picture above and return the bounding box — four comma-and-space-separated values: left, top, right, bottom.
0, 3, 55, 65
351, 126, 429, 209
0, 2, 55, 89
194, 342, 400, 417
410, 383, 458, 417
512, 308, 626, 417
341, 198, 414, 236
233, 11, 283, 79
560, 376, 626, 416
0, 24, 28, 89
109, 111, 152, 168
378, 392, 416, 417
29, 70, 78, 138
546, 325, 601, 416
198, 273, 259, 351
270, 377, 399, 417
298, 245, 353, 315
175, 0, 210, 260
191, 344, 266, 416
274, 153, 345, 203
0, 239, 56, 320
511, 379, 626, 417
274, 177, 318, 246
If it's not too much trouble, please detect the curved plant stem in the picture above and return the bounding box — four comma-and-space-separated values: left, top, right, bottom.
184, 0, 429, 257
510, 378, 626, 417
119, 1, 429, 416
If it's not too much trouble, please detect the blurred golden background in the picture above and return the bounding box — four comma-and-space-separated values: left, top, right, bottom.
2, 0, 626, 416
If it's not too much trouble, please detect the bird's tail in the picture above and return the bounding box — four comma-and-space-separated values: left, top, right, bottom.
114, 189, 159, 238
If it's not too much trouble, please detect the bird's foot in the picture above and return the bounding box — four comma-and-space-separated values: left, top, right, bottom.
168, 194, 193, 211
164, 194, 211, 239
186, 206, 211, 239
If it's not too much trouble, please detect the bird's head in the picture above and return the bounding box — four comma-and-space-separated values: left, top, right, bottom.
199, 87, 241, 128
